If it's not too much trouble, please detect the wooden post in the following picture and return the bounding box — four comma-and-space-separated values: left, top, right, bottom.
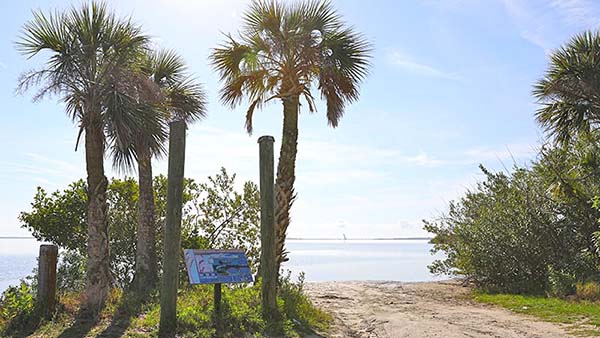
213, 283, 222, 314
37, 244, 58, 319
159, 120, 186, 336
258, 135, 278, 322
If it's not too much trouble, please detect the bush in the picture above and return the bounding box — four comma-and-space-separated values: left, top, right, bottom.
20, 168, 261, 292
547, 267, 576, 298
576, 281, 600, 301
279, 271, 331, 334
0, 281, 37, 335
425, 137, 600, 294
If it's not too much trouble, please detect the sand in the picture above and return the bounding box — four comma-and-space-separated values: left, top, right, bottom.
305, 280, 576, 338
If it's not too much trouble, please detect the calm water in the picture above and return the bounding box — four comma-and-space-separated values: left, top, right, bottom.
285, 239, 445, 282
0, 238, 41, 293
0, 238, 444, 293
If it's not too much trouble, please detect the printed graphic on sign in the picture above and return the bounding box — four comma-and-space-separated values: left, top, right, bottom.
183, 249, 253, 284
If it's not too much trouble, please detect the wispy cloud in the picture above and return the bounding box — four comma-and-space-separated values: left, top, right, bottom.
502, 0, 600, 52
386, 49, 462, 80
403, 151, 445, 167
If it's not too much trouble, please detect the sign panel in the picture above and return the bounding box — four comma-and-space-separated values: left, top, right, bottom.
183, 249, 253, 285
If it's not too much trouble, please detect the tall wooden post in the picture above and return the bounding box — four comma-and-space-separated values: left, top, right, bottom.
258, 135, 278, 322
37, 244, 58, 319
159, 120, 186, 336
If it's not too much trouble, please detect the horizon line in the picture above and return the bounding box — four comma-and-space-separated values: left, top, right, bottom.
288, 237, 432, 241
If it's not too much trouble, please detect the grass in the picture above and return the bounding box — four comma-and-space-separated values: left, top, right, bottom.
475, 292, 600, 336
2, 282, 332, 338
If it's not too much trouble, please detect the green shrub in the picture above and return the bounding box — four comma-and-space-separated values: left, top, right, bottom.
20, 168, 261, 291
279, 271, 331, 334
0, 281, 37, 335
576, 281, 600, 301
425, 135, 600, 294
425, 166, 567, 293
547, 267, 576, 298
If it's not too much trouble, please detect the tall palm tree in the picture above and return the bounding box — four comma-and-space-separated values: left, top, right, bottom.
17, 2, 155, 312
534, 31, 600, 145
211, 0, 371, 273
110, 49, 207, 293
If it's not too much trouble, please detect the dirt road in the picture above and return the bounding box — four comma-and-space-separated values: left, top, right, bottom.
305, 281, 575, 338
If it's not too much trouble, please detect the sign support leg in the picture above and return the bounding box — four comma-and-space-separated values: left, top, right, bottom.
214, 283, 222, 314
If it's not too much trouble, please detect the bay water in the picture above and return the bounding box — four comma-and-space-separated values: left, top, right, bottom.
0, 238, 444, 294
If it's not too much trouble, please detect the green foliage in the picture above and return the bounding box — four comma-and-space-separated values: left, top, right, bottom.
19, 180, 87, 252
576, 281, 600, 301
533, 31, 600, 145
547, 267, 576, 298
56, 251, 86, 292
129, 279, 329, 338
0, 281, 37, 335
19, 168, 261, 291
211, 0, 371, 132
425, 134, 600, 294
279, 271, 332, 335
475, 292, 600, 335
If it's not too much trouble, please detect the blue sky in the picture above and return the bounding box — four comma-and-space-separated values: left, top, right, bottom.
0, 0, 598, 239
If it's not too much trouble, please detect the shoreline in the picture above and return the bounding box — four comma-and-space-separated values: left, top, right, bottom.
305, 280, 575, 338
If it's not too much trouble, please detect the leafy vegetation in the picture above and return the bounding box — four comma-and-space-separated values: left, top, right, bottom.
0, 276, 330, 338
0, 282, 37, 336
19, 168, 260, 290
426, 30, 600, 296
425, 134, 600, 294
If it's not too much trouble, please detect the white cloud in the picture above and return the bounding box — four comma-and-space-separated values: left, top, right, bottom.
403, 151, 445, 167
386, 49, 462, 80
501, 0, 600, 52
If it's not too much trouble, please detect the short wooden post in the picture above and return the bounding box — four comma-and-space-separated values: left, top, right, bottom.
258, 136, 278, 322
37, 244, 58, 318
159, 120, 187, 336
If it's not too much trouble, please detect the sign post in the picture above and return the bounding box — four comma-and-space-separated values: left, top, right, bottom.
184, 249, 253, 316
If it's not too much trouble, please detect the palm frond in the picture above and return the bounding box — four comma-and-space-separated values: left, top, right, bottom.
534, 30, 600, 145
211, 0, 372, 132
167, 77, 208, 123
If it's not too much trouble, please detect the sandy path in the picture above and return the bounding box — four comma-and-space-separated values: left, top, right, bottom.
305, 281, 575, 338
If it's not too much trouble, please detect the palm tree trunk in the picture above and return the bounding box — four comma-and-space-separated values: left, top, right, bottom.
274, 95, 299, 275
84, 111, 111, 313
133, 146, 158, 293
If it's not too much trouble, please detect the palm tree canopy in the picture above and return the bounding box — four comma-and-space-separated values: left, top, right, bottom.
108, 48, 208, 172
534, 31, 600, 145
16, 1, 160, 155
147, 49, 208, 124
211, 0, 371, 133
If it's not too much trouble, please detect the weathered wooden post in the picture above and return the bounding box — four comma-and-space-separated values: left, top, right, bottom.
37, 244, 58, 318
258, 135, 278, 322
159, 120, 186, 336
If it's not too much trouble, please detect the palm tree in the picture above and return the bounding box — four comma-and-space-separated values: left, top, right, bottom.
110, 49, 207, 294
17, 2, 155, 312
211, 0, 371, 272
534, 31, 600, 145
